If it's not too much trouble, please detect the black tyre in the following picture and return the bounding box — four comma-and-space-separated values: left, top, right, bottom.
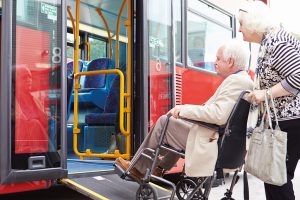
136, 183, 158, 200
176, 178, 204, 200
220, 198, 235, 200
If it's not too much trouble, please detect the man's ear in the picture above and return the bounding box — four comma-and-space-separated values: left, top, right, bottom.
228, 57, 235, 69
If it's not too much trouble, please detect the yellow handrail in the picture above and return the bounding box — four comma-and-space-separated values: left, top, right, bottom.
73, 69, 130, 159
122, 0, 132, 157
115, 0, 127, 68
73, 0, 81, 157
67, 6, 76, 36
85, 39, 90, 61
72, 0, 132, 160
96, 8, 112, 59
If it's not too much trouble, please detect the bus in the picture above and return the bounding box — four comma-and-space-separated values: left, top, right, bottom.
0, 0, 266, 199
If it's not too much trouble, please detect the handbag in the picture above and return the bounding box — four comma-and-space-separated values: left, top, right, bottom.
244, 91, 287, 186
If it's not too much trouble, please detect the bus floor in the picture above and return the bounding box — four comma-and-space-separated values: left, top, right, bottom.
65, 156, 173, 199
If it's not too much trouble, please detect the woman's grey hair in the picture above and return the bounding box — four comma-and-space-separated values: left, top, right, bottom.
238, 1, 280, 34
222, 39, 250, 70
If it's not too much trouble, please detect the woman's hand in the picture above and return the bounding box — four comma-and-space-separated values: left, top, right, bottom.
167, 105, 183, 119
249, 89, 266, 104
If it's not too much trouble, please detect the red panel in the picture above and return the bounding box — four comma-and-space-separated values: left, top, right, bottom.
149, 60, 172, 127
166, 67, 223, 174
180, 68, 223, 104
0, 181, 50, 195
15, 26, 50, 153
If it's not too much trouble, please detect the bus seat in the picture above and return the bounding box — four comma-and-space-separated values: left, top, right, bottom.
67, 60, 84, 118
80, 58, 115, 91
83, 73, 122, 153
84, 83, 119, 125
77, 58, 116, 111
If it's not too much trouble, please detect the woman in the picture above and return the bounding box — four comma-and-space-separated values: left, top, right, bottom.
239, 1, 300, 200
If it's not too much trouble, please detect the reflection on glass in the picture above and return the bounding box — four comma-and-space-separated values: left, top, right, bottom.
15, 66, 49, 153
188, 0, 231, 27
148, 0, 173, 127
187, 12, 232, 71
12, 0, 62, 169
174, 0, 182, 63
148, 0, 171, 61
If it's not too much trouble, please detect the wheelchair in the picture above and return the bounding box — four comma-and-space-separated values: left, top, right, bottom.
115, 91, 251, 200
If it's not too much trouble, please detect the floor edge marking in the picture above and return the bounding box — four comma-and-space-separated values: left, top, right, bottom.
61, 178, 109, 200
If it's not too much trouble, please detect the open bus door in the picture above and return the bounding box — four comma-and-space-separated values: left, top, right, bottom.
0, 0, 67, 193
59, 0, 175, 199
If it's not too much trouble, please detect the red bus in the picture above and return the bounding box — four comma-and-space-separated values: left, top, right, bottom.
0, 0, 261, 199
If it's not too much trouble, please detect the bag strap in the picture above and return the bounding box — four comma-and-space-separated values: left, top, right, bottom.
267, 89, 280, 129
244, 170, 249, 200
264, 93, 274, 130
264, 90, 284, 133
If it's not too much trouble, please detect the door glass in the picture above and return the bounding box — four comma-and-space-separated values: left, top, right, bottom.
174, 0, 182, 63
187, 12, 232, 71
148, 0, 172, 127
12, 0, 62, 169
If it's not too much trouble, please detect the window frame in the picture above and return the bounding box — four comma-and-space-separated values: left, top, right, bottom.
182, 0, 235, 74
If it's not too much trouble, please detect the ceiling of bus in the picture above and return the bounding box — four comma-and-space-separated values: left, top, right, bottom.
79, 0, 128, 16
67, 0, 128, 36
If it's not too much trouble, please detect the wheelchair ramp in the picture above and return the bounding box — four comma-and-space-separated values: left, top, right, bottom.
62, 174, 174, 200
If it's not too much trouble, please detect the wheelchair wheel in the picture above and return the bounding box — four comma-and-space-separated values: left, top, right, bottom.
176, 178, 204, 200
221, 198, 235, 200
136, 183, 158, 200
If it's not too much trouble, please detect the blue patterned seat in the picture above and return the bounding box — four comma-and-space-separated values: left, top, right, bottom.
84, 66, 125, 133
67, 60, 84, 117
77, 58, 116, 110
79, 58, 115, 92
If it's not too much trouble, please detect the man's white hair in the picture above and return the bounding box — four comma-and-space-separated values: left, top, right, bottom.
238, 1, 280, 34
222, 39, 250, 70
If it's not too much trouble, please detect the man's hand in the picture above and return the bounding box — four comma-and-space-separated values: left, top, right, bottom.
249, 89, 266, 104
167, 105, 183, 119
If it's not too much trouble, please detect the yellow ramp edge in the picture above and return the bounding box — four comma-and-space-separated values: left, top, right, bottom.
61, 178, 109, 200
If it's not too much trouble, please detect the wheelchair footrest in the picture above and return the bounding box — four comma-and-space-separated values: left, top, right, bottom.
114, 163, 134, 181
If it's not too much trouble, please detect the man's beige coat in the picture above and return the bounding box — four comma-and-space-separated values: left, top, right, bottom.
179, 71, 253, 177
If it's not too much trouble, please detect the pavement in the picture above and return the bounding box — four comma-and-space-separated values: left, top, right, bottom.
208, 164, 300, 200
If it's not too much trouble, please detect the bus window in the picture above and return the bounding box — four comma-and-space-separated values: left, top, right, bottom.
174, 0, 182, 63
88, 36, 106, 60
187, 1, 233, 71
67, 31, 81, 61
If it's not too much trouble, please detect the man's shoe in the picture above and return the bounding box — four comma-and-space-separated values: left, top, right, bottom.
115, 157, 144, 181
212, 178, 225, 188
152, 167, 164, 177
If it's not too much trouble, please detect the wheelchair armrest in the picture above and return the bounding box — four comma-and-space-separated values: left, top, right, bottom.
179, 117, 222, 131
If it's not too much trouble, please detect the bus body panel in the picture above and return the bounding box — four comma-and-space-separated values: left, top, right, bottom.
0, 181, 50, 195
178, 67, 223, 105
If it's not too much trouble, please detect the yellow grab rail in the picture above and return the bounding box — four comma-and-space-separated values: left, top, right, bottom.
84, 39, 90, 61
96, 8, 112, 59
72, 0, 131, 160
67, 6, 76, 36
115, 0, 127, 68
123, 0, 132, 161
73, 69, 130, 159
73, 0, 80, 138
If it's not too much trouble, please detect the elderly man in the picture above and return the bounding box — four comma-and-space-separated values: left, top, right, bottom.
116, 39, 253, 180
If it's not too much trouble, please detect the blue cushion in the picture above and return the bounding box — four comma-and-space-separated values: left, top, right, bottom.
83, 58, 115, 89
85, 113, 116, 125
